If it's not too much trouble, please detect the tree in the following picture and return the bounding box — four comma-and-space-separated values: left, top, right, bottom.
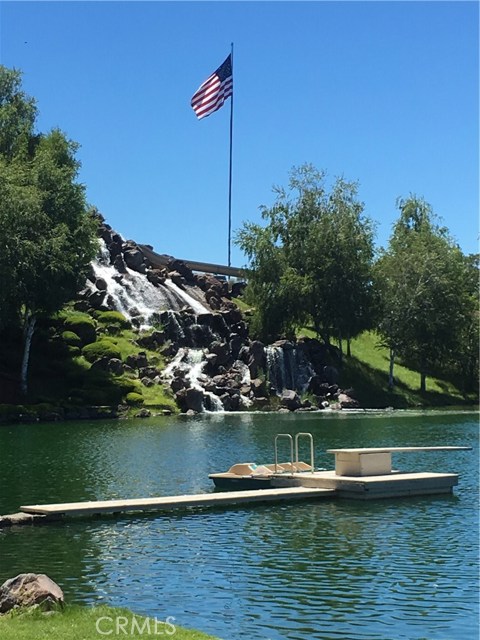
236, 164, 377, 347
0, 66, 97, 395
376, 196, 471, 392
446, 253, 479, 393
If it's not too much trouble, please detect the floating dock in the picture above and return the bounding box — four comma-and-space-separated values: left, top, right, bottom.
2, 441, 469, 526
20, 486, 335, 517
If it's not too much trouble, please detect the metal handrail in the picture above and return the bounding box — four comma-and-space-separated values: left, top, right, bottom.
274, 433, 294, 473
295, 432, 315, 474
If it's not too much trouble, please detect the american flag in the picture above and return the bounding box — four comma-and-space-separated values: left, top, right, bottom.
191, 54, 233, 120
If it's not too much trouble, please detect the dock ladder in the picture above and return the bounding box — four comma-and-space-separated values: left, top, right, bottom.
274, 432, 315, 474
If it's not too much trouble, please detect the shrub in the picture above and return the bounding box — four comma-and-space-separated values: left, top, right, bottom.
113, 376, 142, 395
63, 314, 97, 345
94, 311, 131, 329
126, 392, 144, 406
82, 339, 122, 363
62, 331, 82, 347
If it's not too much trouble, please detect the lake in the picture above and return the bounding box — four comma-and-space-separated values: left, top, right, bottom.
0, 410, 478, 639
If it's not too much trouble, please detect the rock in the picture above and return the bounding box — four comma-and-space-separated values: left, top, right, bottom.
123, 247, 146, 273
125, 352, 148, 369
87, 290, 107, 310
135, 409, 152, 418
136, 331, 165, 349
208, 341, 230, 365
95, 277, 108, 291
249, 340, 265, 365
90, 357, 124, 375
230, 281, 246, 297
138, 367, 160, 380
0, 588, 17, 614
167, 259, 196, 284
337, 393, 360, 409
112, 253, 127, 273
308, 376, 331, 396
146, 269, 166, 287
169, 271, 186, 288
107, 358, 124, 375
251, 378, 267, 397
0, 513, 47, 528
280, 389, 302, 411
177, 387, 204, 413
229, 334, 244, 359
0, 574, 64, 614
171, 377, 188, 393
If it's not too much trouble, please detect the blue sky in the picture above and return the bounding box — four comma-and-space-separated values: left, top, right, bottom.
1, 1, 478, 267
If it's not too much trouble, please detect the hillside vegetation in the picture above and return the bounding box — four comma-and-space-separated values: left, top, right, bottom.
298, 328, 476, 408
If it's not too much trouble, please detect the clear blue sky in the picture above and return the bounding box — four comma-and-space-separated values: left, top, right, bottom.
1, 1, 478, 266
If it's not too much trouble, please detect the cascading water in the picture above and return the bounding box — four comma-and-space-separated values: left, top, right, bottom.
89, 240, 210, 327
232, 360, 253, 408
266, 345, 315, 395
163, 348, 224, 412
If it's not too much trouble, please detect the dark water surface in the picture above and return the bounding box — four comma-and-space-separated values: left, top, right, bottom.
0, 410, 478, 639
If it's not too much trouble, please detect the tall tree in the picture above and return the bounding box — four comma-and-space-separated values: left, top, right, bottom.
0, 66, 97, 395
236, 164, 377, 346
376, 196, 470, 392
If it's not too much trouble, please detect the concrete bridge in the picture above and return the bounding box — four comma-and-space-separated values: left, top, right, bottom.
140, 244, 245, 279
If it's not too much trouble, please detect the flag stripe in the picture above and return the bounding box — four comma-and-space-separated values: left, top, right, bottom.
191, 55, 233, 120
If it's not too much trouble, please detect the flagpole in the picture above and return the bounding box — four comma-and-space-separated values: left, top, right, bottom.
227, 42, 234, 268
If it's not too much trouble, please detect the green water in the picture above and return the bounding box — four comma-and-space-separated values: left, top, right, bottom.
0, 410, 478, 639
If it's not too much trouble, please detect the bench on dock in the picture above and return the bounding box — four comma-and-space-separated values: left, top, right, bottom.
326, 446, 471, 477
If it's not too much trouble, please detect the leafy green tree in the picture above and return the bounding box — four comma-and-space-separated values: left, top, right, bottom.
447, 253, 479, 393
376, 196, 471, 392
236, 164, 377, 347
0, 66, 97, 395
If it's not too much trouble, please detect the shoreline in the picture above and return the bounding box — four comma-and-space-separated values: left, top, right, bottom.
0, 402, 478, 427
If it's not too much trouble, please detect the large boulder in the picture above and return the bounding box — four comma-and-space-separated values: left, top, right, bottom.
123, 246, 146, 273
185, 387, 204, 413
280, 389, 302, 411
337, 392, 360, 409
0, 573, 64, 614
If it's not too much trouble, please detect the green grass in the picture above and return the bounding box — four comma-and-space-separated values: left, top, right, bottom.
231, 297, 253, 313
0, 604, 219, 639
297, 328, 476, 408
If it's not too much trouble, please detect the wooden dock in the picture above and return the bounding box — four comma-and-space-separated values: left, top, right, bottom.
20, 486, 336, 517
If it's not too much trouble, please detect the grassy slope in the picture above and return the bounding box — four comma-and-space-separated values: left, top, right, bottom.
298, 329, 477, 408
0, 308, 178, 414
0, 604, 219, 640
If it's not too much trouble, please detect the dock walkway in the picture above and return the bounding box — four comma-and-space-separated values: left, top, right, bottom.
20, 486, 335, 517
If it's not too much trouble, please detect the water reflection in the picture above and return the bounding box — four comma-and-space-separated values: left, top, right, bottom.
0, 411, 478, 640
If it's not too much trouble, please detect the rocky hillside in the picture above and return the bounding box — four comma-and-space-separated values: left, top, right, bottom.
0, 217, 358, 422
78, 218, 357, 415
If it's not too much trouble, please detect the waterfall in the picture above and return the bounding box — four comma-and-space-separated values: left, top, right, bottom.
266, 344, 315, 395
185, 349, 224, 412
266, 346, 286, 395
164, 280, 209, 315
163, 348, 224, 412
232, 360, 253, 408
89, 240, 210, 327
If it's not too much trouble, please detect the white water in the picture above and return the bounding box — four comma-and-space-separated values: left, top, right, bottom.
90, 241, 210, 326
163, 348, 224, 412
165, 280, 209, 315
232, 360, 253, 408
266, 345, 315, 395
